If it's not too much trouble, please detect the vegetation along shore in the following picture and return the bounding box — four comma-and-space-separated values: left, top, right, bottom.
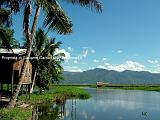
0, 86, 91, 120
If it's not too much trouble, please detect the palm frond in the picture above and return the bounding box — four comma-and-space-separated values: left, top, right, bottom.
0, 8, 12, 27
65, 0, 103, 12
43, 0, 73, 34
0, 26, 12, 49
34, 28, 47, 54
0, 0, 21, 13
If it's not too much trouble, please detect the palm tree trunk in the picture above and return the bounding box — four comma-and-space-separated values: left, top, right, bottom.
7, 4, 41, 108
30, 69, 37, 93
29, 5, 41, 94
31, 5, 41, 40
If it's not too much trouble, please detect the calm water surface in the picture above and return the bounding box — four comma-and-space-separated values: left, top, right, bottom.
38, 88, 160, 120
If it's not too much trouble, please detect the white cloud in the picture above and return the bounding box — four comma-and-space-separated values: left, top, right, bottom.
91, 49, 95, 54
97, 65, 107, 69
82, 49, 89, 58
82, 47, 88, 49
97, 61, 146, 72
117, 50, 123, 54
67, 47, 73, 52
93, 59, 99, 63
54, 49, 70, 60
66, 47, 95, 62
147, 60, 159, 64
102, 58, 107, 61
73, 60, 78, 64
64, 66, 82, 72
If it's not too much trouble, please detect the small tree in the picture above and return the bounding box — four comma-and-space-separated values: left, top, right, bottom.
30, 28, 65, 93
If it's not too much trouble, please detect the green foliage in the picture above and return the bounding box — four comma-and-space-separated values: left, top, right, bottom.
37, 103, 60, 120
0, 8, 12, 27
31, 28, 65, 92
0, 25, 20, 49
20, 86, 91, 104
105, 85, 160, 91
54, 86, 91, 99
0, 7, 20, 49
0, 108, 32, 120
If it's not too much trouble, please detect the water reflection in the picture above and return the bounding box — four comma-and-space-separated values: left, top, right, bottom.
31, 102, 66, 120
33, 89, 160, 120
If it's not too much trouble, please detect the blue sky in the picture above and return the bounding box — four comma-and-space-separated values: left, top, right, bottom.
12, 0, 160, 73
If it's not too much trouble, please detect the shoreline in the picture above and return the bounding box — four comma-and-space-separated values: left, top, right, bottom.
0, 86, 91, 120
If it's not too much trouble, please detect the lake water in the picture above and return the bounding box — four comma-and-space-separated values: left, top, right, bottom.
37, 88, 160, 120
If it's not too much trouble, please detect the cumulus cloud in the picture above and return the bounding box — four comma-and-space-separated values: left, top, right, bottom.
97, 61, 146, 72
147, 60, 159, 64
54, 48, 70, 60
64, 66, 82, 72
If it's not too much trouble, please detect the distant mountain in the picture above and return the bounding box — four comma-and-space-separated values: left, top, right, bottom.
62, 68, 160, 84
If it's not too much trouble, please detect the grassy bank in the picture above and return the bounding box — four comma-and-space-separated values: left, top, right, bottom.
0, 86, 91, 120
0, 107, 32, 120
54, 86, 91, 99
92, 84, 160, 91
57, 84, 160, 91
105, 86, 160, 91
20, 86, 91, 104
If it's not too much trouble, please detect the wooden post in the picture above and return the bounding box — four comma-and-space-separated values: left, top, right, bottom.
26, 84, 27, 99
1, 83, 3, 91
21, 85, 23, 95
29, 84, 31, 100
7, 84, 9, 91
11, 70, 14, 95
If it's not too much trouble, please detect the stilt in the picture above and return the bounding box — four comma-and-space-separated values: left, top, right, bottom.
29, 84, 31, 100
7, 84, 9, 91
26, 84, 28, 99
1, 84, 3, 91
11, 70, 14, 95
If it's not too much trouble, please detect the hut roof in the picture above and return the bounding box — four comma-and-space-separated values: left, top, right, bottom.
0, 49, 27, 55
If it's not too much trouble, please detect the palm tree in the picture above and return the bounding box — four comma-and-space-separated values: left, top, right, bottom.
1, 0, 102, 108
30, 28, 65, 93
0, 8, 14, 49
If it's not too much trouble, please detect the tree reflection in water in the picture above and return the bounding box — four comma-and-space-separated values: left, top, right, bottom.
31, 98, 78, 120
31, 102, 66, 120
70, 98, 77, 120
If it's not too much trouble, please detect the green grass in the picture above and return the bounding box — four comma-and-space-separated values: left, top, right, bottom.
106, 86, 160, 91
0, 107, 32, 120
53, 86, 91, 99
92, 84, 160, 91
0, 86, 91, 120
56, 84, 160, 91
20, 86, 91, 104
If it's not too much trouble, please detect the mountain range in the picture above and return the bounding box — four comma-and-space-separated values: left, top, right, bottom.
62, 68, 160, 84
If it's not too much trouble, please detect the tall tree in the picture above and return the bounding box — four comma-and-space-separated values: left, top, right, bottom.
30, 28, 64, 93
0, 8, 14, 49
1, 0, 102, 108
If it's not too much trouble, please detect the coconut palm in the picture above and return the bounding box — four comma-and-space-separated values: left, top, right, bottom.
30, 28, 65, 93
1, 0, 103, 108
0, 8, 14, 49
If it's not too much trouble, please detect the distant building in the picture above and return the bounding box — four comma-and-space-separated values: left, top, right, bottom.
96, 82, 109, 87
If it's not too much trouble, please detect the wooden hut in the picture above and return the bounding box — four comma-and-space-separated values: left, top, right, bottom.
0, 49, 34, 97
96, 82, 109, 87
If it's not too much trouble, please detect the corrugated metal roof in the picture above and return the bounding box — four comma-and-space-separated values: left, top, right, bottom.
0, 49, 27, 55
